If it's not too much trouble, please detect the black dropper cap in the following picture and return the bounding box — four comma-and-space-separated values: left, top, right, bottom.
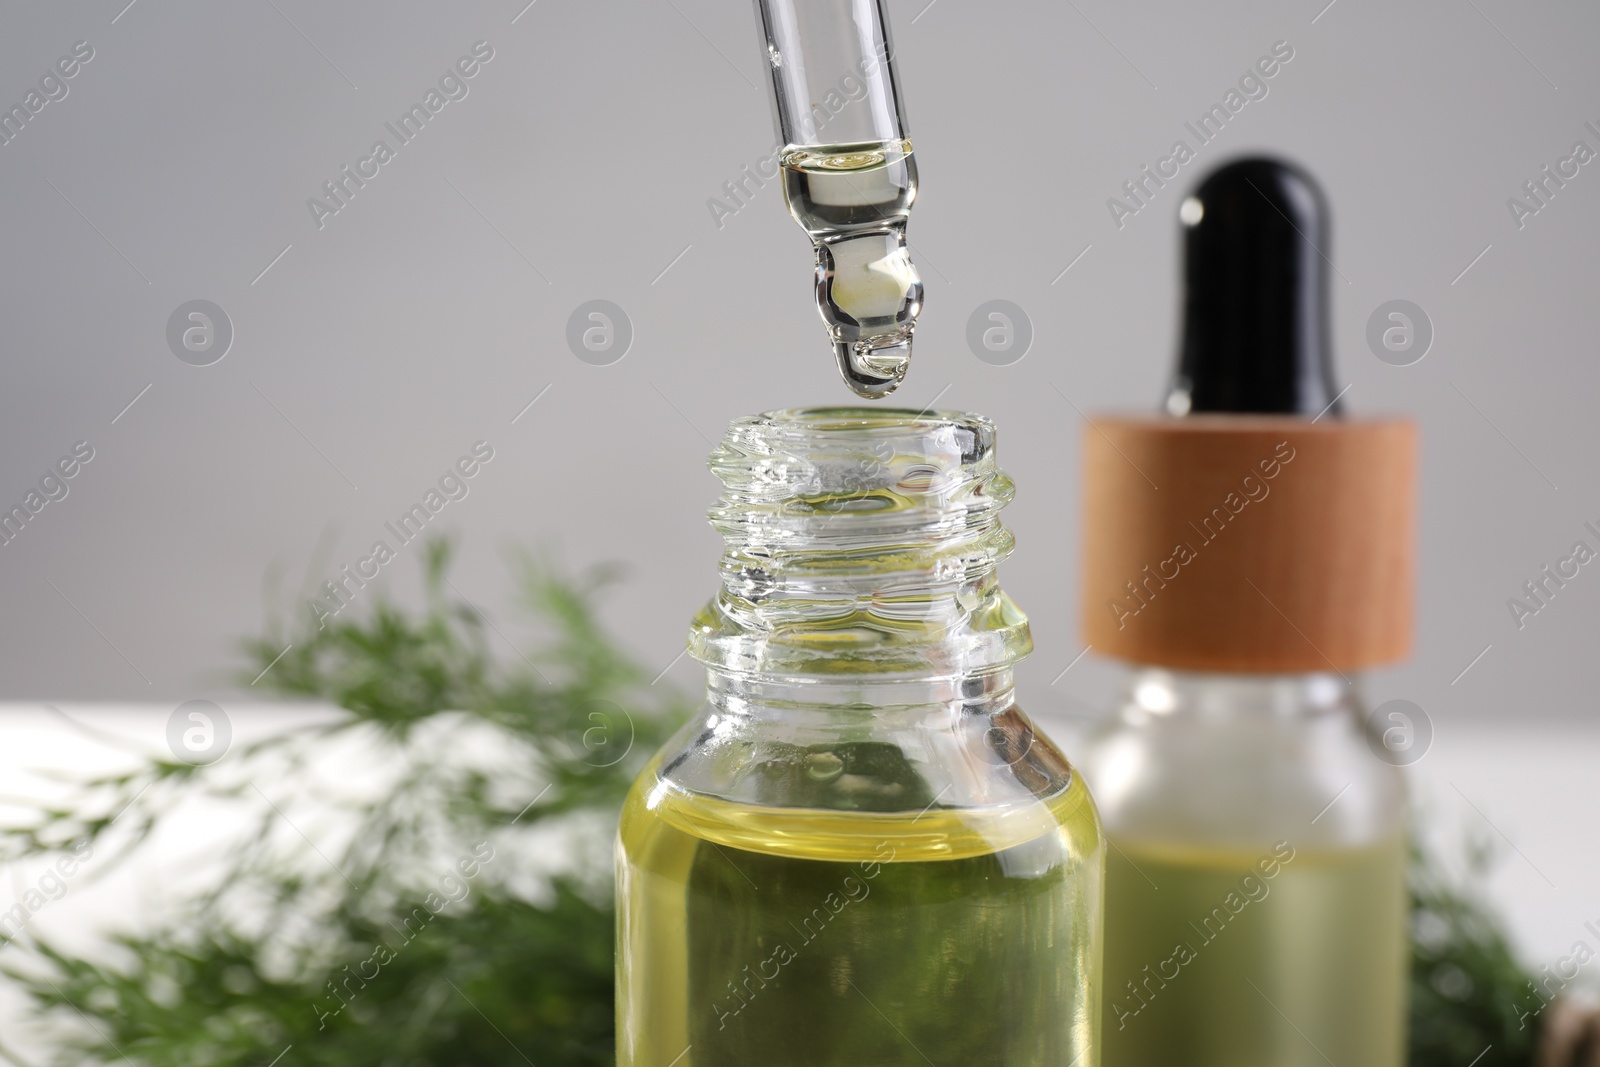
1166, 157, 1342, 417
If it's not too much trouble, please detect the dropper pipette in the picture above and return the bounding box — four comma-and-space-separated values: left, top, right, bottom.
752, 0, 923, 398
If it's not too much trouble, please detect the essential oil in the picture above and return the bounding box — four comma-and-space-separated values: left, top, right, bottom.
618, 751, 1100, 1067
1101, 835, 1407, 1066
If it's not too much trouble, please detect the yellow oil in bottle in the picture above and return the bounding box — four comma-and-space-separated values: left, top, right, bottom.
1101, 834, 1407, 1067
616, 753, 1103, 1067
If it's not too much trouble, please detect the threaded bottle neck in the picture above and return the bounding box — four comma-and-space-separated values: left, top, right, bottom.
689, 407, 1031, 680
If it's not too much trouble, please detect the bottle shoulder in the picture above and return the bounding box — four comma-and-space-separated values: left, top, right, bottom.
621, 701, 1103, 865
622, 763, 1100, 865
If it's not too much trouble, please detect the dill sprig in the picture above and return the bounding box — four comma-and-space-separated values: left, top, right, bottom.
0, 541, 686, 1066
1409, 836, 1543, 1067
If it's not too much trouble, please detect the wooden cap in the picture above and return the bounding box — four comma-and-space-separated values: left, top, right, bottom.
1081, 416, 1415, 672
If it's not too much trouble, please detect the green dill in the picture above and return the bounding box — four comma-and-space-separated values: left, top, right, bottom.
0, 542, 686, 1067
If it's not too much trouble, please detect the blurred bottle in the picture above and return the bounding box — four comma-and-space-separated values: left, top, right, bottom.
1077, 158, 1417, 1067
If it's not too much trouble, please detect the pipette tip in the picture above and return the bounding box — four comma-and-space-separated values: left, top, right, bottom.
834, 331, 912, 398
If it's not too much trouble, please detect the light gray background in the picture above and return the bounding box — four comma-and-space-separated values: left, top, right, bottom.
2, 0, 1597, 738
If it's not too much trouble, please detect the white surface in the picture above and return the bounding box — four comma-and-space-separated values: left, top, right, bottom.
2, 702, 1594, 957
0, 701, 1595, 1053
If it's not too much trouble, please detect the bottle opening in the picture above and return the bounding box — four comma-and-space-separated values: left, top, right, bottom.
690, 407, 1031, 679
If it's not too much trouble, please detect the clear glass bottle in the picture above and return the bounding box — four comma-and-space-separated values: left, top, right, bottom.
616, 407, 1103, 1067
1082, 669, 1407, 1067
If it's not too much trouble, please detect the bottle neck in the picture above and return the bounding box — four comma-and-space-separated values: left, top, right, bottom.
662, 409, 1069, 817
704, 665, 1017, 724
1121, 666, 1361, 723
689, 408, 1031, 684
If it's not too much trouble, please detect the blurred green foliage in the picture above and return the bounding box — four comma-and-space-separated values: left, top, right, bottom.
0, 542, 1554, 1065
1409, 838, 1543, 1067
0, 542, 686, 1066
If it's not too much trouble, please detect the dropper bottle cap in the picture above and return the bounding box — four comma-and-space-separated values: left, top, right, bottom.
1079, 157, 1416, 673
